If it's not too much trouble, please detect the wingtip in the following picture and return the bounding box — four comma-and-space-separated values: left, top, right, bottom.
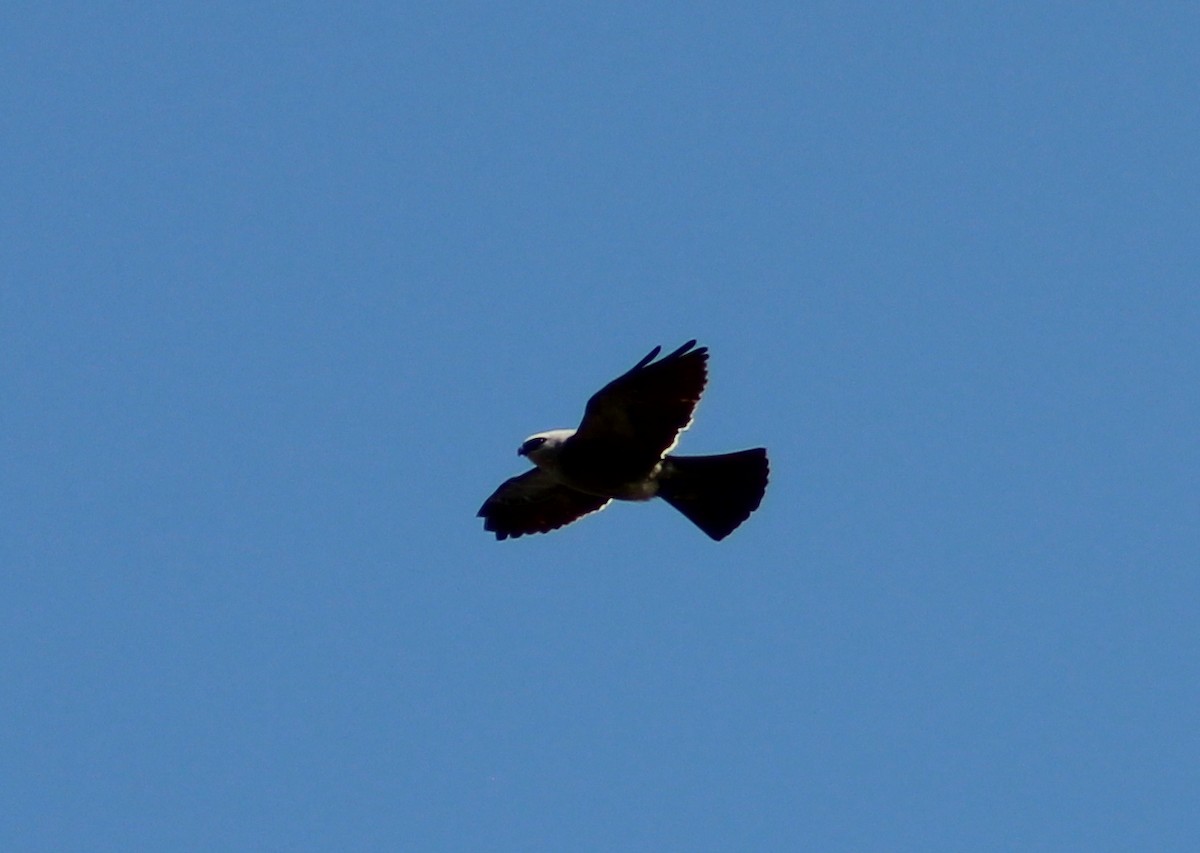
633, 340, 706, 370
670, 339, 705, 360
635, 345, 662, 369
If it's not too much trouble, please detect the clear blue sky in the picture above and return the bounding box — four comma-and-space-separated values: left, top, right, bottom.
3, 4, 1198, 850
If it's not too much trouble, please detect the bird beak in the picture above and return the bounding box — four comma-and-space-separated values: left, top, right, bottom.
516, 447, 526, 457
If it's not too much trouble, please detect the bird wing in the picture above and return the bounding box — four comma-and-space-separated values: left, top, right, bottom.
477, 468, 611, 540
564, 340, 708, 486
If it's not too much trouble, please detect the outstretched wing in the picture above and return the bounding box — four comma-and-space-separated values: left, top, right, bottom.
563, 341, 708, 488
477, 468, 611, 540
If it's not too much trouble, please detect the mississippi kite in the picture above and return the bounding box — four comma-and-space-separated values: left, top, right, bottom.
478, 341, 768, 541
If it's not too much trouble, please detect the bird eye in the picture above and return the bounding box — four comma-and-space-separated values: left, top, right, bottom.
521, 437, 547, 454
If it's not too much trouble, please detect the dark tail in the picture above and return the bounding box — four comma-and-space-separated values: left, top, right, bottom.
658, 449, 769, 541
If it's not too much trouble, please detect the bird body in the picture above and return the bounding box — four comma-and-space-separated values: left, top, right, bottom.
520, 429, 662, 501
478, 341, 768, 541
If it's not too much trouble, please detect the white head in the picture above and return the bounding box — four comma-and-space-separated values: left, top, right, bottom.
517, 429, 575, 468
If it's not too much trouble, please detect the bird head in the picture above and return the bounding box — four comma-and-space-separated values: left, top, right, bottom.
517, 429, 575, 466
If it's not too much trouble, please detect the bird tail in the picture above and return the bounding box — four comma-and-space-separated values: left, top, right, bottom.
657, 449, 769, 540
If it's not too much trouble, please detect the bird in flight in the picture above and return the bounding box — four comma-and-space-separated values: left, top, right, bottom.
478, 341, 768, 541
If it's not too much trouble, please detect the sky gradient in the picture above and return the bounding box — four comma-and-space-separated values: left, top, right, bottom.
3, 4, 1198, 850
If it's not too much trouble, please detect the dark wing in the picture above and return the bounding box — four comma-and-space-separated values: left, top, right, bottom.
562, 341, 708, 488
477, 468, 611, 540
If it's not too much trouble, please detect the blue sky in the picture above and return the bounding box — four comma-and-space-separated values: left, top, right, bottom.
3, 4, 1198, 850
